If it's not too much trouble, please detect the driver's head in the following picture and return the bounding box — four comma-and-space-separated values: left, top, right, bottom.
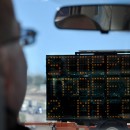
0, 0, 27, 129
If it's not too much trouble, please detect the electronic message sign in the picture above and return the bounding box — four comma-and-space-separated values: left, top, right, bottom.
46, 51, 130, 121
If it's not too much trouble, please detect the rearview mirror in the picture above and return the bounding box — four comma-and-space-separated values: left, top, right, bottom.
55, 5, 130, 32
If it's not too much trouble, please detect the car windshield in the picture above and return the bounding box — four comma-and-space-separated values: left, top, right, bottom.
13, 0, 130, 127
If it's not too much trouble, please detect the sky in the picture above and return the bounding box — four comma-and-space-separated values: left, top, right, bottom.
13, 0, 130, 76
13, 0, 48, 76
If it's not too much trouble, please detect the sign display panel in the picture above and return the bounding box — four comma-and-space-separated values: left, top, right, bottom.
46, 51, 130, 121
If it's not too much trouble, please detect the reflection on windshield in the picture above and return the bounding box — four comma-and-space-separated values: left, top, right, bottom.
55, 5, 130, 31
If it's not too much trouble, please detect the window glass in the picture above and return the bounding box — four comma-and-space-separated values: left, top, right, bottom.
13, 0, 130, 125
